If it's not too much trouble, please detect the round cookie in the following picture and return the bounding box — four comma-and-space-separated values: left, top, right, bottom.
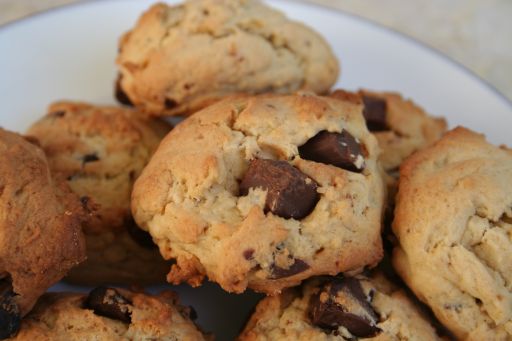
392, 127, 512, 340
238, 272, 441, 340
132, 92, 386, 294
26, 102, 172, 285
330, 89, 447, 173
116, 0, 339, 116
0, 128, 85, 337
10, 287, 209, 340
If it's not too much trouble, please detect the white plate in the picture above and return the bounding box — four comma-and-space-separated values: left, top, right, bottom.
0, 0, 511, 340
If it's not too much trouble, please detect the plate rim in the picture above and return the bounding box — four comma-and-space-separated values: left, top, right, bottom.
1, 0, 510, 110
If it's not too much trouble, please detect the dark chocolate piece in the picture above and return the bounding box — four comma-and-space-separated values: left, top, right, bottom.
243, 249, 255, 260
0, 279, 20, 339
309, 277, 381, 337
239, 159, 319, 219
362, 95, 388, 131
84, 287, 132, 323
299, 131, 365, 173
82, 153, 99, 164
164, 98, 177, 109
270, 259, 310, 279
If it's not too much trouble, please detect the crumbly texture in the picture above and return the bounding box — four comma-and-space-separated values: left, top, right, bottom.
238, 273, 441, 341
26, 102, 171, 285
117, 0, 339, 116
10, 290, 208, 340
0, 128, 85, 315
392, 127, 512, 340
330, 89, 447, 173
132, 93, 386, 294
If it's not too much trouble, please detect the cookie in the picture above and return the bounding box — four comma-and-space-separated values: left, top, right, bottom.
116, 0, 339, 116
0, 128, 85, 337
10, 287, 209, 340
238, 272, 441, 340
392, 127, 512, 339
330, 89, 446, 173
26, 102, 172, 285
132, 92, 386, 294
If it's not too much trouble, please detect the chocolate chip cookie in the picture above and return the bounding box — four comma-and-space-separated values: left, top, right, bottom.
238, 272, 441, 340
132, 93, 386, 294
10, 287, 208, 340
393, 127, 512, 339
26, 102, 172, 285
0, 128, 85, 338
330, 89, 447, 173
116, 0, 339, 116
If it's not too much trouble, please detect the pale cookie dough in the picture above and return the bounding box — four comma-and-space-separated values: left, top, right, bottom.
26, 102, 171, 285
393, 127, 512, 340
132, 93, 386, 295
116, 0, 339, 116
238, 273, 441, 341
0, 128, 85, 325
10, 287, 208, 340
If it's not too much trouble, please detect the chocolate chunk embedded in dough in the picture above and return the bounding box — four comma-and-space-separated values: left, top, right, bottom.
299, 131, 365, 172
239, 159, 319, 219
309, 277, 381, 337
82, 153, 99, 164
84, 287, 132, 323
270, 259, 310, 279
362, 95, 388, 131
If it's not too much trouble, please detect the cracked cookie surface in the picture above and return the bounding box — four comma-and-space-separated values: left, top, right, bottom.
116, 0, 339, 116
26, 102, 171, 285
392, 127, 512, 340
0, 128, 85, 316
132, 93, 386, 294
238, 272, 441, 341
10, 288, 208, 340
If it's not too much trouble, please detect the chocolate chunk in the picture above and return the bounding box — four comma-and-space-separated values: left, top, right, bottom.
309, 277, 381, 337
82, 153, 99, 164
243, 249, 255, 260
299, 131, 365, 172
362, 95, 388, 131
164, 98, 177, 109
239, 159, 319, 219
125, 217, 157, 249
270, 259, 310, 279
115, 75, 133, 106
0, 279, 20, 339
84, 287, 132, 323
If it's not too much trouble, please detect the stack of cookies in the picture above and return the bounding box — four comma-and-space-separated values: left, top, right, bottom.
1, 0, 510, 340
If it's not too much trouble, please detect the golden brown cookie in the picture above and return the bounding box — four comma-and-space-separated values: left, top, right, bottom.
393, 127, 512, 340
10, 287, 209, 340
132, 92, 386, 295
116, 0, 339, 116
26, 102, 172, 285
238, 272, 441, 340
0, 128, 85, 337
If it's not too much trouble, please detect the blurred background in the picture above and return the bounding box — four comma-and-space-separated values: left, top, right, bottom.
0, 0, 510, 101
